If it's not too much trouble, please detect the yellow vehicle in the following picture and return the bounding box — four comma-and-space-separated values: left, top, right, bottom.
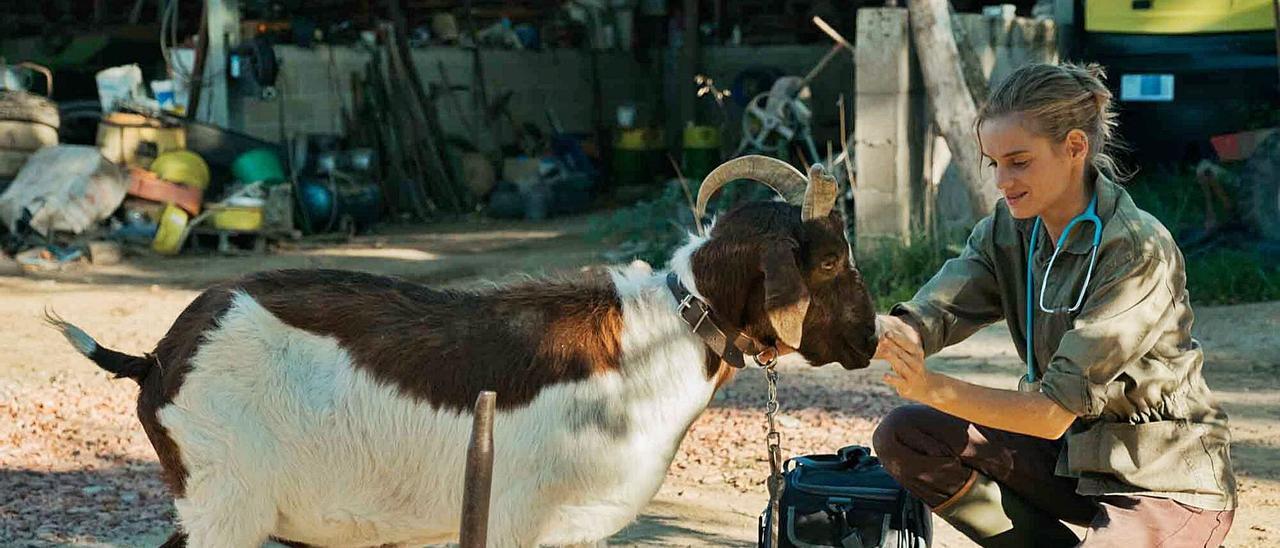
1064, 0, 1279, 163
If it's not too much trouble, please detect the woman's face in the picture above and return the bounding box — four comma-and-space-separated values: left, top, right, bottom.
978, 114, 1087, 220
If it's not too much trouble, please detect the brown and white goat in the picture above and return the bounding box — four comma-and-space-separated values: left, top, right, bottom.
50, 156, 879, 547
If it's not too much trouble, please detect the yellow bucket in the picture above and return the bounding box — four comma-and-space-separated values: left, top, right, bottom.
152, 203, 189, 255
150, 150, 211, 190
211, 205, 264, 231
615, 127, 664, 150
682, 125, 721, 149
97, 112, 187, 168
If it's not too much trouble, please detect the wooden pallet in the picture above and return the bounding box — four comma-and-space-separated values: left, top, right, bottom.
187, 227, 268, 254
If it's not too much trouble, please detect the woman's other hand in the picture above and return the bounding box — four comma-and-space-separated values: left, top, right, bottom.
874, 315, 936, 402
874, 315, 921, 359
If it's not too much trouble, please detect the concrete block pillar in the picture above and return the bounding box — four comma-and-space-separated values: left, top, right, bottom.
203, 0, 240, 127
854, 7, 926, 248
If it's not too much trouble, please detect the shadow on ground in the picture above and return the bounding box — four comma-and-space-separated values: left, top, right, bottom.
4, 216, 609, 291
0, 459, 173, 546
613, 512, 755, 547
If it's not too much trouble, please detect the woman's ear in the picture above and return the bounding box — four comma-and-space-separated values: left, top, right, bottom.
1065, 129, 1089, 162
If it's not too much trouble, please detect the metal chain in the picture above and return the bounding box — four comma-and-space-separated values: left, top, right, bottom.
764, 364, 782, 485
756, 350, 784, 547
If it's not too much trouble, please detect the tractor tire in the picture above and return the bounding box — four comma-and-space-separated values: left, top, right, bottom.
0, 90, 60, 129
0, 120, 58, 151
0, 149, 32, 179
1242, 133, 1280, 241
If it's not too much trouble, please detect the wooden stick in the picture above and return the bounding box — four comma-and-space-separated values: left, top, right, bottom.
837, 94, 855, 187
459, 391, 497, 548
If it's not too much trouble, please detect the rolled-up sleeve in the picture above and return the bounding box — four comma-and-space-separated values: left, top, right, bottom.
1040, 252, 1173, 418
890, 216, 1004, 356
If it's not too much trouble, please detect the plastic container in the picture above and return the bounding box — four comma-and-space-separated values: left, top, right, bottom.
211, 204, 264, 231
231, 148, 286, 185
296, 179, 383, 234
337, 183, 383, 228
612, 127, 664, 187
297, 178, 337, 233
151, 203, 188, 255
681, 125, 721, 183
127, 167, 203, 215
149, 150, 211, 189
96, 112, 186, 168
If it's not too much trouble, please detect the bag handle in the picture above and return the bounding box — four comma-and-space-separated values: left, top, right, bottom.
837, 445, 877, 468
14, 62, 53, 97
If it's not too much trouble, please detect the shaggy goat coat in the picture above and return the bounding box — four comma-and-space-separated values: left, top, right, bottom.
54, 239, 748, 547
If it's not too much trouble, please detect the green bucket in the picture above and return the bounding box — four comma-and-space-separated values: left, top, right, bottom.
682, 125, 721, 183
612, 128, 665, 187
231, 148, 286, 185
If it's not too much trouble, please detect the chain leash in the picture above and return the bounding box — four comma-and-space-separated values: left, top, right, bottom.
756, 350, 783, 547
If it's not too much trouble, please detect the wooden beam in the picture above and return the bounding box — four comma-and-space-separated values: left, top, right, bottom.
907, 0, 1000, 220
679, 0, 700, 129
186, 3, 210, 119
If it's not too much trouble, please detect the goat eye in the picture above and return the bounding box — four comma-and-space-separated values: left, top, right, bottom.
821, 258, 839, 271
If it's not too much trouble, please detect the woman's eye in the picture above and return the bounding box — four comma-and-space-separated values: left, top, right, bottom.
1012, 159, 1030, 168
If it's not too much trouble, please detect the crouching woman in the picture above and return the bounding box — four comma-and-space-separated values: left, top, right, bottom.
871, 63, 1236, 547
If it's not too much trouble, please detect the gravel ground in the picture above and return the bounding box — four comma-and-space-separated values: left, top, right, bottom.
2, 222, 1277, 546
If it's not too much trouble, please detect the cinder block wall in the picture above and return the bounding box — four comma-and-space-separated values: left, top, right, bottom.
232, 44, 853, 158
230, 45, 662, 148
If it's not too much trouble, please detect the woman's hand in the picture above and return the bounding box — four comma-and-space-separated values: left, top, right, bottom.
874, 315, 938, 402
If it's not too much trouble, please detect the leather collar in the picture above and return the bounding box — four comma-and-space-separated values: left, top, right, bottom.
666, 271, 776, 369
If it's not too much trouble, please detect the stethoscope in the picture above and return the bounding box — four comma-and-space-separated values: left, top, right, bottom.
1024, 193, 1102, 383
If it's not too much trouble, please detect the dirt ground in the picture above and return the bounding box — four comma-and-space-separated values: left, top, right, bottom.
2, 217, 1277, 547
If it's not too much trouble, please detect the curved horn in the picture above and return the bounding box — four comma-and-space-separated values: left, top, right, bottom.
695, 155, 808, 221
801, 163, 839, 221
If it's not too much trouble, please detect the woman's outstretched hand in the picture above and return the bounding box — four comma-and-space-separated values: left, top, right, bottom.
872, 315, 1078, 439
874, 315, 936, 402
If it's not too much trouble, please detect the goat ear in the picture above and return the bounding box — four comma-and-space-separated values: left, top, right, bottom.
760, 239, 810, 349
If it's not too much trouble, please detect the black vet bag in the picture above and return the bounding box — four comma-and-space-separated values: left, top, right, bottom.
760, 445, 931, 548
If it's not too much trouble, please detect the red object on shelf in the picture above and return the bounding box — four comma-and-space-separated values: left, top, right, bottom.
127, 167, 204, 216
1210, 128, 1278, 162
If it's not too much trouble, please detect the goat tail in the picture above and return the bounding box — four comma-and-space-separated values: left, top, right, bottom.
44, 308, 155, 383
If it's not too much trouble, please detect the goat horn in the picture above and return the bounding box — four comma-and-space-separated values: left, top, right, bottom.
801, 163, 839, 221
695, 155, 808, 222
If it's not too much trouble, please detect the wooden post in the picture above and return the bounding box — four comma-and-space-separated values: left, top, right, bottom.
186, 3, 210, 120
1273, 0, 1280, 91
459, 391, 496, 548
907, 0, 1001, 220
679, 0, 700, 127
203, 0, 239, 127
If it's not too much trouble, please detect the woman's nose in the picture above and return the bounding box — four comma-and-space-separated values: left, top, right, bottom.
994, 168, 1013, 191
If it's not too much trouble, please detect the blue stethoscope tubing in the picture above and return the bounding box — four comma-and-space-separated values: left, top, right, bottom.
1024, 193, 1103, 382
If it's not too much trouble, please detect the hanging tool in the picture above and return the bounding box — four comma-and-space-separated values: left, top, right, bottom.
734, 16, 853, 162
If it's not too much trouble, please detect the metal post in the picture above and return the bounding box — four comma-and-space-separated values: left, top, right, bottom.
459, 391, 496, 548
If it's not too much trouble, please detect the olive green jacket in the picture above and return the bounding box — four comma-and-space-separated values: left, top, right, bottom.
891, 175, 1237, 510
